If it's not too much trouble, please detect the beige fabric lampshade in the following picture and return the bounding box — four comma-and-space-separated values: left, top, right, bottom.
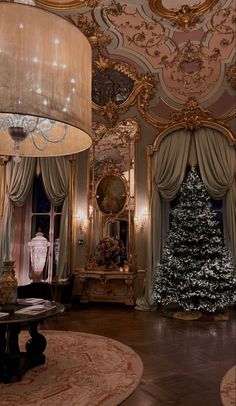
0, 2, 92, 157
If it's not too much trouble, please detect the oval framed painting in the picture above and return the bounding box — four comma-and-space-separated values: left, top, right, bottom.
96, 174, 127, 215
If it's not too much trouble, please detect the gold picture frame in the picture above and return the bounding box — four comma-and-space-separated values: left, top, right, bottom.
95, 174, 127, 216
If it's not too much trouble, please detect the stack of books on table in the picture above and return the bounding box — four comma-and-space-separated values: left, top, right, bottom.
17, 298, 46, 306
14, 305, 48, 316
0, 312, 9, 319
14, 299, 57, 316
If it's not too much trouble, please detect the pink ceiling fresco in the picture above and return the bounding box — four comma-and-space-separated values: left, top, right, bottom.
37, 0, 236, 121
97, 0, 235, 105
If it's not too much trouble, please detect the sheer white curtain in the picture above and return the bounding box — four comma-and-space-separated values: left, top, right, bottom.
136, 130, 191, 310
0, 158, 36, 272
39, 156, 70, 280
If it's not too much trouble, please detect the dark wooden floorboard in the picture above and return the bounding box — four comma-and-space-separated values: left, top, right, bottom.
43, 303, 236, 406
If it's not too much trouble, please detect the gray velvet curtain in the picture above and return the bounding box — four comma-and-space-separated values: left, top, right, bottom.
0, 157, 36, 272
136, 130, 191, 310
195, 127, 236, 266
39, 156, 70, 280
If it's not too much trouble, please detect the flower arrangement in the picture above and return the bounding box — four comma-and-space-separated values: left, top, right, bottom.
95, 237, 125, 268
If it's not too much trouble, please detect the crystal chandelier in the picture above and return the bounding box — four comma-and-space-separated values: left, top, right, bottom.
0, 1, 92, 160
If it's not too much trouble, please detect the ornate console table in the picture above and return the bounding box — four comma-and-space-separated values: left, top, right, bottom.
73, 268, 145, 306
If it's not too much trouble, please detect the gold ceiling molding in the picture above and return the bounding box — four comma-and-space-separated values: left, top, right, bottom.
226, 64, 236, 90
104, 0, 125, 16
149, 0, 219, 31
67, 14, 111, 48
35, 0, 100, 10
92, 55, 156, 125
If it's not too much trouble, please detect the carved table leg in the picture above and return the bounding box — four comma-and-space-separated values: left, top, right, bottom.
0, 325, 6, 381
79, 276, 89, 303
20, 321, 47, 376
125, 278, 135, 305
1, 324, 21, 383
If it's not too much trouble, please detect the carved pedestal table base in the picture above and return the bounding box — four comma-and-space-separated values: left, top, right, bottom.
0, 301, 64, 384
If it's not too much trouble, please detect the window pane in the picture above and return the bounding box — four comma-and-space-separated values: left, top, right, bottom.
54, 204, 63, 213
211, 198, 223, 210
32, 175, 50, 213
53, 215, 61, 278
31, 215, 50, 240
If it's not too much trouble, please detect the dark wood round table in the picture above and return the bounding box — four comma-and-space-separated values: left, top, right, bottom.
0, 301, 64, 384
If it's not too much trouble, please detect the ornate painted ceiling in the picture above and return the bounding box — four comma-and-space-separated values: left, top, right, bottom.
35, 0, 235, 131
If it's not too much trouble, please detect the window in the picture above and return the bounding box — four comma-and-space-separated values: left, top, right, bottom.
21, 175, 62, 284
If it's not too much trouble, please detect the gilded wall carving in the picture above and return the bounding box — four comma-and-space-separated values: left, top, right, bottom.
92, 55, 156, 125
148, 98, 236, 155
35, 0, 101, 9
149, 0, 219, 31
92, 118, 140, 178
67, 14, 111, 48
226, 64, 236, 90
87, 118, 140, 271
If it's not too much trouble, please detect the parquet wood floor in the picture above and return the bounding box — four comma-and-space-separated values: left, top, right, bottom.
44, 303, 236, 406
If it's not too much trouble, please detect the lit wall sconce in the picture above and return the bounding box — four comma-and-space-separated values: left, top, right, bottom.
76, 211, 88, 235
134, 209, 149, 234
89, 204, 93, 219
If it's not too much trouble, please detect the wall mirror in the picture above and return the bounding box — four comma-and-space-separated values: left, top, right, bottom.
87, 118, 140, 270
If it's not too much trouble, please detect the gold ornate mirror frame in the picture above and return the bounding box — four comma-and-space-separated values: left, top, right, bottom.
87, 118, 140, 270
149, 0, 219, 31
92, 55, 156, 126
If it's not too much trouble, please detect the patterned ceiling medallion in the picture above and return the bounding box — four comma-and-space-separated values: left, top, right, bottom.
35, 0, 100, 9
226, 64, 236, 90
149, 0, 218, 31
180, 58, 202, 74
92, 55, 156, 125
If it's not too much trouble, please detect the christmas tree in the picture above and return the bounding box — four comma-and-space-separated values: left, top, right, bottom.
153, 167, 236, 313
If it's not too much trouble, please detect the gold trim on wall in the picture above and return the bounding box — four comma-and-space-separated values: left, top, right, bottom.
149, 0, 219, 31
0, 155, 8, 220
149, 98, 236, 154
69, 155, 76, 271
35, 0, 100, 10
92, 55, 156, 125
67, 14, 111, 48
146, 98, 236, 199
226, 63, 236, 90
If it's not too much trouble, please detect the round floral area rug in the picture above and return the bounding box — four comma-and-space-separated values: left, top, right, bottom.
0, 330, 143, 406
220, 365, 236, 406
